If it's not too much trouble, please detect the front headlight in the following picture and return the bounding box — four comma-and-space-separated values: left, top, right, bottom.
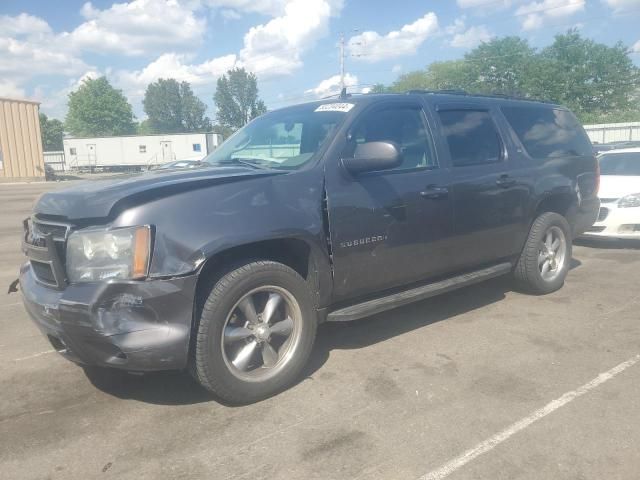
618, 193, 640, 208
66, 225, 151, 283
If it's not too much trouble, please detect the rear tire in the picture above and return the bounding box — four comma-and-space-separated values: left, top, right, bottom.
191, 261, 316, 404
514, 212, 572, 294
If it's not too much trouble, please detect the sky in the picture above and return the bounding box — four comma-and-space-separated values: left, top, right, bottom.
1, 0, 639, 121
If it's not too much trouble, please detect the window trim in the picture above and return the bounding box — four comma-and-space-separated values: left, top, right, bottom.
436, 107, 506, 168
344, 102, 440, 175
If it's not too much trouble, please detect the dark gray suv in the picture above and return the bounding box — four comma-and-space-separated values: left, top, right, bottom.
20, 92, 599, 403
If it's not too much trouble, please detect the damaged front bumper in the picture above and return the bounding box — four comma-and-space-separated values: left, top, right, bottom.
19, 262, 198, 371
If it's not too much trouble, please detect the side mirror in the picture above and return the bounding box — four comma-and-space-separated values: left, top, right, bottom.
341, 141, 402, 174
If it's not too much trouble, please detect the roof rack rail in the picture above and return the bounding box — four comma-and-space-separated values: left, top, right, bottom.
405, 89, 555, 104
406, 89, 468, 95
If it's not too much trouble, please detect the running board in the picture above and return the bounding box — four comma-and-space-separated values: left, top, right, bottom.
326, 262, 512, 322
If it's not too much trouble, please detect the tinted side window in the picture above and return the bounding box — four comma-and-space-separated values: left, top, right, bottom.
349, 106, 437, 171
438, 110, 502, 167
502, 106, 592, 159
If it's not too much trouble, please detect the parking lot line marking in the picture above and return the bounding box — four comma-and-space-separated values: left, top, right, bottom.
419, 354, 640, 480
13, 350, 55, 362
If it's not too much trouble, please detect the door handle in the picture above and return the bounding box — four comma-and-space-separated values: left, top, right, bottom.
496, 174, 516, 188
420, 185, 449, 199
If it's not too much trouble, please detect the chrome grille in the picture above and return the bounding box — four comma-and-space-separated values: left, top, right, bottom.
23, 218, 73, 289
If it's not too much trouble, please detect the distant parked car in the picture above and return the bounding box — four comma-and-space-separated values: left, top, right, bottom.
155, 160, 202, 170
584, 148, 640, 239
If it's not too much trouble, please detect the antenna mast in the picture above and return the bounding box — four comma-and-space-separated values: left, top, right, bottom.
339, 32, 345, 92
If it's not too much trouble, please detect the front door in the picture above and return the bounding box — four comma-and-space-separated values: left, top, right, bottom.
86, 144, 96, 167
325, 100, 455, 302
432, 105, 528, 270
160, 141, 173, 161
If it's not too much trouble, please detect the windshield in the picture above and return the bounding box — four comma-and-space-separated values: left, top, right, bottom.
204, 105, 347, 170
598, 152, 640, 176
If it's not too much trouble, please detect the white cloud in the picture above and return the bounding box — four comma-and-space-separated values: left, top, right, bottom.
348, 12, 439, 62
114, 53, 238, 99
0, 13, 52, 38
0, 80, 27, 99
602, 0, 638, 13
204, 0, 343, 17
632, 40, 640, 53
305, 73, 358, 98
450, 25, 493, 48
66, 0, 207, 56
220, 8, 242, 20
516, 0, 585, 31
1, 0, 345, 113
204, 0, 290, 16
457, 0, 511, 8
0, 36, 89, 81
392, 64, 403, 74
237, 0, 340, 76
445, 17, 467, 35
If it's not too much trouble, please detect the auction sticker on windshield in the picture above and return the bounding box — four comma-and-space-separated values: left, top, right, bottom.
315, 103, 355, 113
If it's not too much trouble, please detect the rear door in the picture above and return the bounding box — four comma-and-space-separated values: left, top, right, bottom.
431, 103, 529, 271
325, 99, 455, 301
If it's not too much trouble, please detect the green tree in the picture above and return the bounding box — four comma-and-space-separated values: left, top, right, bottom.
369, 83, 389, 94
65, 77, 136, 136
388, 60, 471, 92
463, 37, 539, 96
136, 119, 154, 135
375, 31, 640, 123
143, 78, 211, 133
214, 68, 267, 130
388, 70, 429, 92
39, 113, 64, 151
540, 30, 640, 122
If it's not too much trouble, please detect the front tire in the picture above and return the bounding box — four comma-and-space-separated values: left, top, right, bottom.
191, 261, 316, 404
514, 212, 572, 294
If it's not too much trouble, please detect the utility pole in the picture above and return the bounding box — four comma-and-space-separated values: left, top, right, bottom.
339, 32, 345, 93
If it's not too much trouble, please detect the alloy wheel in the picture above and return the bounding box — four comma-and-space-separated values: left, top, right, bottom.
538, 225, 567, 282
221, 286, 302, 382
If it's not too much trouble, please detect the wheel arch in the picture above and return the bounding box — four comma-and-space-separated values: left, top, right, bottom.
532, 190, 578, 230
193, 236, 331, 324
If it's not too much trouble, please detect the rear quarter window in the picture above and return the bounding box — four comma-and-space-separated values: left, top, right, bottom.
502, 106, 592, 159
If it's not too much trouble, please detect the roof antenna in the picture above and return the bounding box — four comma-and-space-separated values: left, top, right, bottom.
339, 87, 348, 100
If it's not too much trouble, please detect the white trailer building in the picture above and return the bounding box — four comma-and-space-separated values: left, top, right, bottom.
63, 132, 222, 171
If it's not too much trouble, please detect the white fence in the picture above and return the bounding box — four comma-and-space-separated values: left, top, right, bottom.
583, 122, 640, 144
43, 151, 66, 172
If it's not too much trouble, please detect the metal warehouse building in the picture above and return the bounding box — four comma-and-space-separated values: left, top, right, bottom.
0, 97, 45, 182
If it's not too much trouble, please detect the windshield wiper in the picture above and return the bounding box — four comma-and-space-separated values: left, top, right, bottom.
216, 158, 271, 170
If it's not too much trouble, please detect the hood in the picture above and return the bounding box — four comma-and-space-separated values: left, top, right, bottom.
34, 166, 284, 220
598, 175, 640, 200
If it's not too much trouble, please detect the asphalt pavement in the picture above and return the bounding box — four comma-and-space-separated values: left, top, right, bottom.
1, 181, 639, 480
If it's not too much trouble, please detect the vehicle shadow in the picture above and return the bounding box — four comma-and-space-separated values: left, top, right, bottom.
83, 267, 575, 406
306, 275, 511, 364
